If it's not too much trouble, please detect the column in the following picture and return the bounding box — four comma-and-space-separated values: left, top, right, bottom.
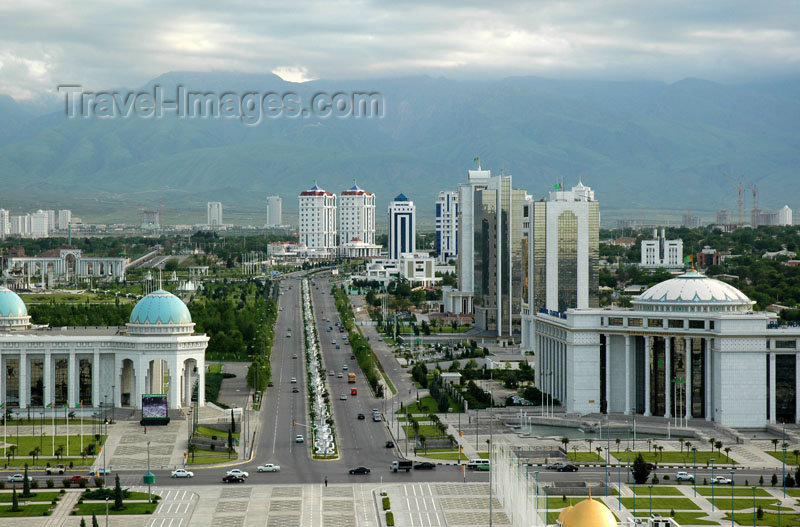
136, 357, 147, 409
92, 350, 100, 407
198, 356, 206, 406
184, 361, 192, 407
624, 335, 632, 415
114, 356, 122, 408
664, 336, 671, 418
19, 350, 27, 409
684, 337, 692, 420
604, 335, 611, 413
704, 338, 712, 421
0, 354, 3, 408
769, 352, 777, 424
167, 358, 180, 409
644, 336, 651, 416
43, 351, 52, 408
67, 352, 76, 408
796, 354, 800, 425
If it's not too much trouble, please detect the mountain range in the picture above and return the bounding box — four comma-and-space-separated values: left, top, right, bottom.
1, 72, 799, 225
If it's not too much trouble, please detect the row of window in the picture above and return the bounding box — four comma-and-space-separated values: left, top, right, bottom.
604, 317, 715, 330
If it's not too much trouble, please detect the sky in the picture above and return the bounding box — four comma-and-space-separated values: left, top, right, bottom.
1, 0, 799, 101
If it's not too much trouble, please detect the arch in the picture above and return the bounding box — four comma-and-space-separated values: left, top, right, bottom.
182, 358, 199, 407
120, 358, 134, 407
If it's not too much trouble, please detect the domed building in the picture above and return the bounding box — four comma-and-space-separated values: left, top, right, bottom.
0, 288, 207, 411
559, 499, 617, 527
531, 270, 800, 427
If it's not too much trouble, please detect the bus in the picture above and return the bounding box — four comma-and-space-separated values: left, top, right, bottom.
347, 373, 356, 383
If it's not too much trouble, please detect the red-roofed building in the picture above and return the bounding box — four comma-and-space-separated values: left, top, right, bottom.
299, 183, 337, 252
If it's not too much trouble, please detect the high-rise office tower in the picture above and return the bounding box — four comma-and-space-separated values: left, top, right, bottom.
778, 205, 793, 226
457, 168, 492, 294
472, 176, 528, 337
207, 202, 223, 226
435, 191, 458, 263
388, 193, 415, 260
266, 196, 282, 227
339, 183, 375, 245
0, 209, 9, 238
299, 183, 337, 250
57, 210, 72, 231
31, 210, 49, 238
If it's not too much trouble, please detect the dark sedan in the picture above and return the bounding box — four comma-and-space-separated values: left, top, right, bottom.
349, 466, 371, 475
414, 462, 436, 470
557, 464, 579, 472
357, 413, 365, 420
222, 475, 246, 483
385, 441, 395, 448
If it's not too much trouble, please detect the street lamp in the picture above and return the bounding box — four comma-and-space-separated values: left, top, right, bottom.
692, 446, 697, 497
782, 445, 787, 498
710, 458, 716, 511
545, 485, 551, 526
751, 486, 757, 527
649, 484, 653, 517
105, 496, 109, 527
147, 440, 152, 504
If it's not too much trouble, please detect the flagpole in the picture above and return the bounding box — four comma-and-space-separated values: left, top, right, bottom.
65, 405, 69, 461
52, 406, 55, 458
80, 403, 83, 455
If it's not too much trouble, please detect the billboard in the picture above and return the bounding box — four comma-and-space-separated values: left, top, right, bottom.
141, 394, 169, 424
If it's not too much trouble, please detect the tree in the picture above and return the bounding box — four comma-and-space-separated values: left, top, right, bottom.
586, 438, 594, 453
227, 429, 234, 458
632, 453, 651, 484
785, 473, 795, 488
113, 473, 124, 510
419, 435, 427, 454
22, 464, 31, 498
772, 473, 778, 486
715, 440, 722, 456
10, 487, 20, 512
55, 444, 64, 463
561, 437, 570, 452
92, 512, 99, 527
793, 449, 800, 466
772, 438, 780, 451
724, 447, 732, 461
678, 438, 685, 454
80, 519, 87, 527
189, 443, 197, 463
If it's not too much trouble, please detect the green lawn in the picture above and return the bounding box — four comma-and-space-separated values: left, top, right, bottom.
787, 489, 800, 498
207, 364, 224, 374
418, 451, 467, 461
195, 426, 240, 440
187, 454, 235, 465
613, 451, 737, 465
632, 486, 683, 496
697, 487, 771, 497
723, 511, 800, 527
403, 424, 449, 440
620, 497, 699, 510
0, 503, 54, 517
566, 452, 603, 462
0, 491, 61, 503
417, 447, 460, 453
398, 396, 457, 414
708, 498, 789, 511
477, 452, 490, 459
73, 502, 158, 515
1, 419, 102, 426
1, 434, 106, 457
765, 451, 800, 464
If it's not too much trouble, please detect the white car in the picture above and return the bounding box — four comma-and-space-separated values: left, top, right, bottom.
675, 471, 694, 482
295, 435, 304, 443
171, 468, 194, 478
290, 377, 297, 383
6, 473, 32, 483
257, 464, 281, 473
226, 469, 249, 478
711, 476, 732, 484
340, 394, 348, 400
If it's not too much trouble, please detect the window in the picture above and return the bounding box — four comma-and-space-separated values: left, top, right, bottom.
688, 320, 705, 329
776, 340, 797, 350
608, 317, 623, 326
668, 319, 684, 329
648, 318, 662, 328
628, 318, 643, 327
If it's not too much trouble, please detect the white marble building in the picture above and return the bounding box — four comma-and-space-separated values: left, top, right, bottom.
534, 271, 800, 427
0, 287, 207, 411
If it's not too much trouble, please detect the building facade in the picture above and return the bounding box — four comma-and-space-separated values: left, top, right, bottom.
8, 249, 127, 282
266, 196, 282, 227
435, 191, 458, 263
339, 183, 376, 247
388, 193, 415, 260
640, 229, 684, 269
207, 202, 223, 227
0, 209, 9, 238
778, 205, 793, 226
533, 270, 800, 427
299, 183, 337, 252
31, 210, 49, 238
57, 210, 72, 231
0, 287, 207, 410
472, 176, 528, 337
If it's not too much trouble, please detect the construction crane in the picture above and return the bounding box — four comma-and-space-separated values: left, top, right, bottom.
723, 173, 743, 229
747, 181, 758, 228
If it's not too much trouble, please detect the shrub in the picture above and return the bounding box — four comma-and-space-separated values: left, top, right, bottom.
772, 473, 778, 486
670, 509, 675, 517
663, 475, 670, 481
0, 481, 5, 489
31, 479, 40, 489
79, 479, 87, 489
63, 478, 71, 488
386, 512, 395, 526
759, 475, 764, 485
69, 461, 74, 469
59, 489, 65, 495
651, 474, 659, 485
94, 477, 105, 488
46, 479, 55, 488
757, 506, 764, 519
382, 497, 390, 510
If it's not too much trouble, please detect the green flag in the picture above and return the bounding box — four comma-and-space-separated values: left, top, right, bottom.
683, 255, 691, 264
46, 403, 51, 408
555, 183, 561, 190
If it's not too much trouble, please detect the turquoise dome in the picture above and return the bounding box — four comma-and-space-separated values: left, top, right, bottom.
130, 290, 191, 325
0, 286, 27, 317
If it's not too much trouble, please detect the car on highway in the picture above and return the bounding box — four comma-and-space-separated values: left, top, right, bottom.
268, 381, 274, 387
226, 469, 249, 478
351, 388, 358, 396
7, 473, 33, 483
711, 476, 732, 484
286, 333, 291, 338
293, 354, 297, 359
342, 365, 348, 370
222, 475, 245, 483
557, 464, 579, 472
335, 344, 340, 349
414, 462, 436, 470
89, 467, 111, 476
676, 471, 694, 482
467, 459, 491, 470
357, 413, 365, 420
385, 441, 395, 448
292, 386, 299, 393
257, 464, 281, 472
546, 462, 566, 471
337, 373, 343, 378
372, 414, 382, 422
171, 468, 194, 478
46, 464, 67, 475
349, 466, 371, 475
296, 435, 304, 443
340, 394, 348, 400
290, 377, 297, 383
69, 475, 90, 484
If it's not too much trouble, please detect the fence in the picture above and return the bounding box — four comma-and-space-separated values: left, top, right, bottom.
493, 443, 544, 527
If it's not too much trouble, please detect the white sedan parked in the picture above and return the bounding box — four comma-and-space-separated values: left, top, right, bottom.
711, 476, 732, 484
226, 469, 249, 478
257, 463, 281, 473
171, 468, 194, 478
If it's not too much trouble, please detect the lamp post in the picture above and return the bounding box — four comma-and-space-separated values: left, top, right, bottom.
617, 460, 621, 510
730, 470, 735, 527
710, 458, 716, 512
752, 486, 757, 527
692, 447, 697, 497
105, 496, 109, 527
782, 445, 787, 498
147, 440, 151, 504
545, 485, 551, 526
649, 484, 653, 517
633, 479, 636, 517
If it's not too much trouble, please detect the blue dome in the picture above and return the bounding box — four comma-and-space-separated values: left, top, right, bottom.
0, 286, 27, 318
394, 193, 409, 202
130, 290, 192, 325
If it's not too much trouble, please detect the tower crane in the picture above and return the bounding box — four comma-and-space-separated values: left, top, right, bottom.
723, 173, 743, 229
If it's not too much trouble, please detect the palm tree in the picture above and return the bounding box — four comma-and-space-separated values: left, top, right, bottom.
715, 441, 722, 456
658, 445, 665, 461
724, 447, 732, 461
188, 443, 197, 463
771, 438, 779, 451
710, 437, 717, 451
561, 437, 570, 453
419, 435, 427, 454
586, 438, 594, 454
647, 438, 652, 452
615, 437, 621, 454
54, 445, 64, 463
678, 438, 685, 454
447, 434, 457, 448
792, 449, 800, 466
596, 446, 603, 461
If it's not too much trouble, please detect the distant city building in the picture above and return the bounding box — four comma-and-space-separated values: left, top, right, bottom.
31, 210, 49, 238
57, 210, 72, 231
640, 229, 684, 269
696, 246, 721, 268
388, 193, 415, 260
755, 209, 778, 227
207, 202, 223, 227
715, 209, 732, 226
778, 205, 793, 226
265, 196, 282, 227
472, 175, 528, 337
299, 183, 337, 253
682, 214, 702, 229
616, 219, 639, 230
434, 191, 458, 263
339, 183, 375, 246
0, 209, 9, 238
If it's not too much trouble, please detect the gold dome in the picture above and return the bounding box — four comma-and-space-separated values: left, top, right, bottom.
561, 499, 616, 527
557, 505, 574, 523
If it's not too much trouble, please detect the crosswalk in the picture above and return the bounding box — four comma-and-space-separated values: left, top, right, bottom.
119, 487, 199, 527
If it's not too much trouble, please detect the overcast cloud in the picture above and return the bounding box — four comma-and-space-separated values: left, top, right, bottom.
1, 0, 799, 101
